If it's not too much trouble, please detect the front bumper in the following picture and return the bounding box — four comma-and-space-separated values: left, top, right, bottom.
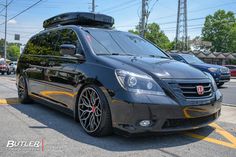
109, 90, 222, 135
215, 73, 231, 83
0, 67, 8, 72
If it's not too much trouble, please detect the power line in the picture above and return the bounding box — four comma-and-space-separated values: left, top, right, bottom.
0, 6, 5, 15
7, 0, 14, 6
100, 0, 139, 13
116, 16, 206, 28
145, 0, 159, 29
164, 26, 203, 32
0, 0, 14, 15
150, 1, 236, 22
162, 24, 203, 30
149, 0, 158, 14
107, 1, 140, 14
0, 0, 43, 25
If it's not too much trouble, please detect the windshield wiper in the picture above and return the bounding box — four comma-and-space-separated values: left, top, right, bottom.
148, 55, 170, 59
98, 53, 134, 56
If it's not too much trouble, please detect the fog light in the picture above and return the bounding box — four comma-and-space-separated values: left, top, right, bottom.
139, 120, 151, 127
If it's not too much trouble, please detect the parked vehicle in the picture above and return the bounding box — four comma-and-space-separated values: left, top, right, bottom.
9, 61, 17, 74
169, 53, 230, 87
224, 65, 236, 77
16, 12, 222, 136
0, 60, 14, 75
0, 60, 8, 75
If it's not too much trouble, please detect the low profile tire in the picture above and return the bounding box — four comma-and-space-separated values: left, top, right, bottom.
78, 85, 112, 136
18, 76, 32, 104
7, 70, 10, 75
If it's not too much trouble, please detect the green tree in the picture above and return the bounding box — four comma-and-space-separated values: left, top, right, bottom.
228, 25, 236, 52
202, 10, 236, 52
129, 23, 172, 51
7, 44, 20, 61
0, 39, 21, 60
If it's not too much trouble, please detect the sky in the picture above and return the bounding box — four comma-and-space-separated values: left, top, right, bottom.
0, 0, 235, 44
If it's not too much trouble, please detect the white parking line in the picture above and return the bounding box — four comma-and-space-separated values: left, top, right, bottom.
230, 79, 236, 83
222, 103, 236, 107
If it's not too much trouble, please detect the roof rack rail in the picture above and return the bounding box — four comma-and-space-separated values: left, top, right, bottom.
43, 12, 114, 29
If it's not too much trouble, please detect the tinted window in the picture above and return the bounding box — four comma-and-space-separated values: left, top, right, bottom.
24, 31, 59, 55
171, 55, 184, 62
84, 29, 168, 58
226, 66, 236, 69
181, 54, 204, 64
40, 31, 59, 55
55, 29, 82, 54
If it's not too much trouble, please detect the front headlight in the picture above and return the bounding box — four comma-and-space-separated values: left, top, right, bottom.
220, 67, 230, 73
208, 67, 218, 73
205, 72, 217, 91
115, 69, 165, 95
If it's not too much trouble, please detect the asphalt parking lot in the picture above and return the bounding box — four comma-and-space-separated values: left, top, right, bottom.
0, 75, 236, 157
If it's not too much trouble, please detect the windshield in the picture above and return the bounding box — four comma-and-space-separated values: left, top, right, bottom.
83, 29, 169, 58
181, 54, 204, 64
0, 60, 5, 65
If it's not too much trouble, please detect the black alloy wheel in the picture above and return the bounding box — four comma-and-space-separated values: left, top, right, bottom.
18, 76, 31, 103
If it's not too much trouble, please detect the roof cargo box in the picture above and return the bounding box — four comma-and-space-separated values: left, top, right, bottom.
43, 12, 114, 29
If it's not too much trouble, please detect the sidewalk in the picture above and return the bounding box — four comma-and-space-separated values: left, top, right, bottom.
219, 105, 236, 124
231, 78, 236, 82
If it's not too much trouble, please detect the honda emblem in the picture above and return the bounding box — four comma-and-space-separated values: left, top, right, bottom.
196, 85, 204, 95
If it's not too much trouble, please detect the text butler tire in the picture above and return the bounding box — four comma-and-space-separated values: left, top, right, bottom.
78, 85, 112, 136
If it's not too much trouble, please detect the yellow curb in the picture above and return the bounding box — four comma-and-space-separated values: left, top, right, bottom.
0, 98, 19, 105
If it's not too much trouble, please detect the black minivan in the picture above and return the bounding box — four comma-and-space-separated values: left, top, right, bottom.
16, 12, 222, 136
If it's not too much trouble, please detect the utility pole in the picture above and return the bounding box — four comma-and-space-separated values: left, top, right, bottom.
0, 0, 8, 61
175, 0, 188, 51
92, 0, 95, 12
140, 0, 148, 37
4, 0, 7, 62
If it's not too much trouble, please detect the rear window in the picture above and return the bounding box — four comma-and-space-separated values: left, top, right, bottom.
24, 31, 59, 55
226, 66, 236, 69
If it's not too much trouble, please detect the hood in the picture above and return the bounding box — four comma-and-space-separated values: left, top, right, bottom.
102, 56, 207, 79
191, 63, 225, 69
0, 64, 6, 67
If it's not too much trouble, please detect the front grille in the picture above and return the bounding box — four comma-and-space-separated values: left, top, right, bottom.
162, 113, 217, 129
220, 74, 230, 80
178, 83, 212, 99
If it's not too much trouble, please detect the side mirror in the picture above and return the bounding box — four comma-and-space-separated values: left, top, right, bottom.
60, 44, 76, 56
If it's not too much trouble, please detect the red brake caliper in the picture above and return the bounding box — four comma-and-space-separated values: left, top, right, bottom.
91, 106, 96, 113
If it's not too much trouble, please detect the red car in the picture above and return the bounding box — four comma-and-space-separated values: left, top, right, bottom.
0, 60, 14, 75
0, 60, 9, 75
225, 65, 236, 77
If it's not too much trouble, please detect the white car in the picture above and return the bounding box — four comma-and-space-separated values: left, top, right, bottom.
9, 61, 17, 74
